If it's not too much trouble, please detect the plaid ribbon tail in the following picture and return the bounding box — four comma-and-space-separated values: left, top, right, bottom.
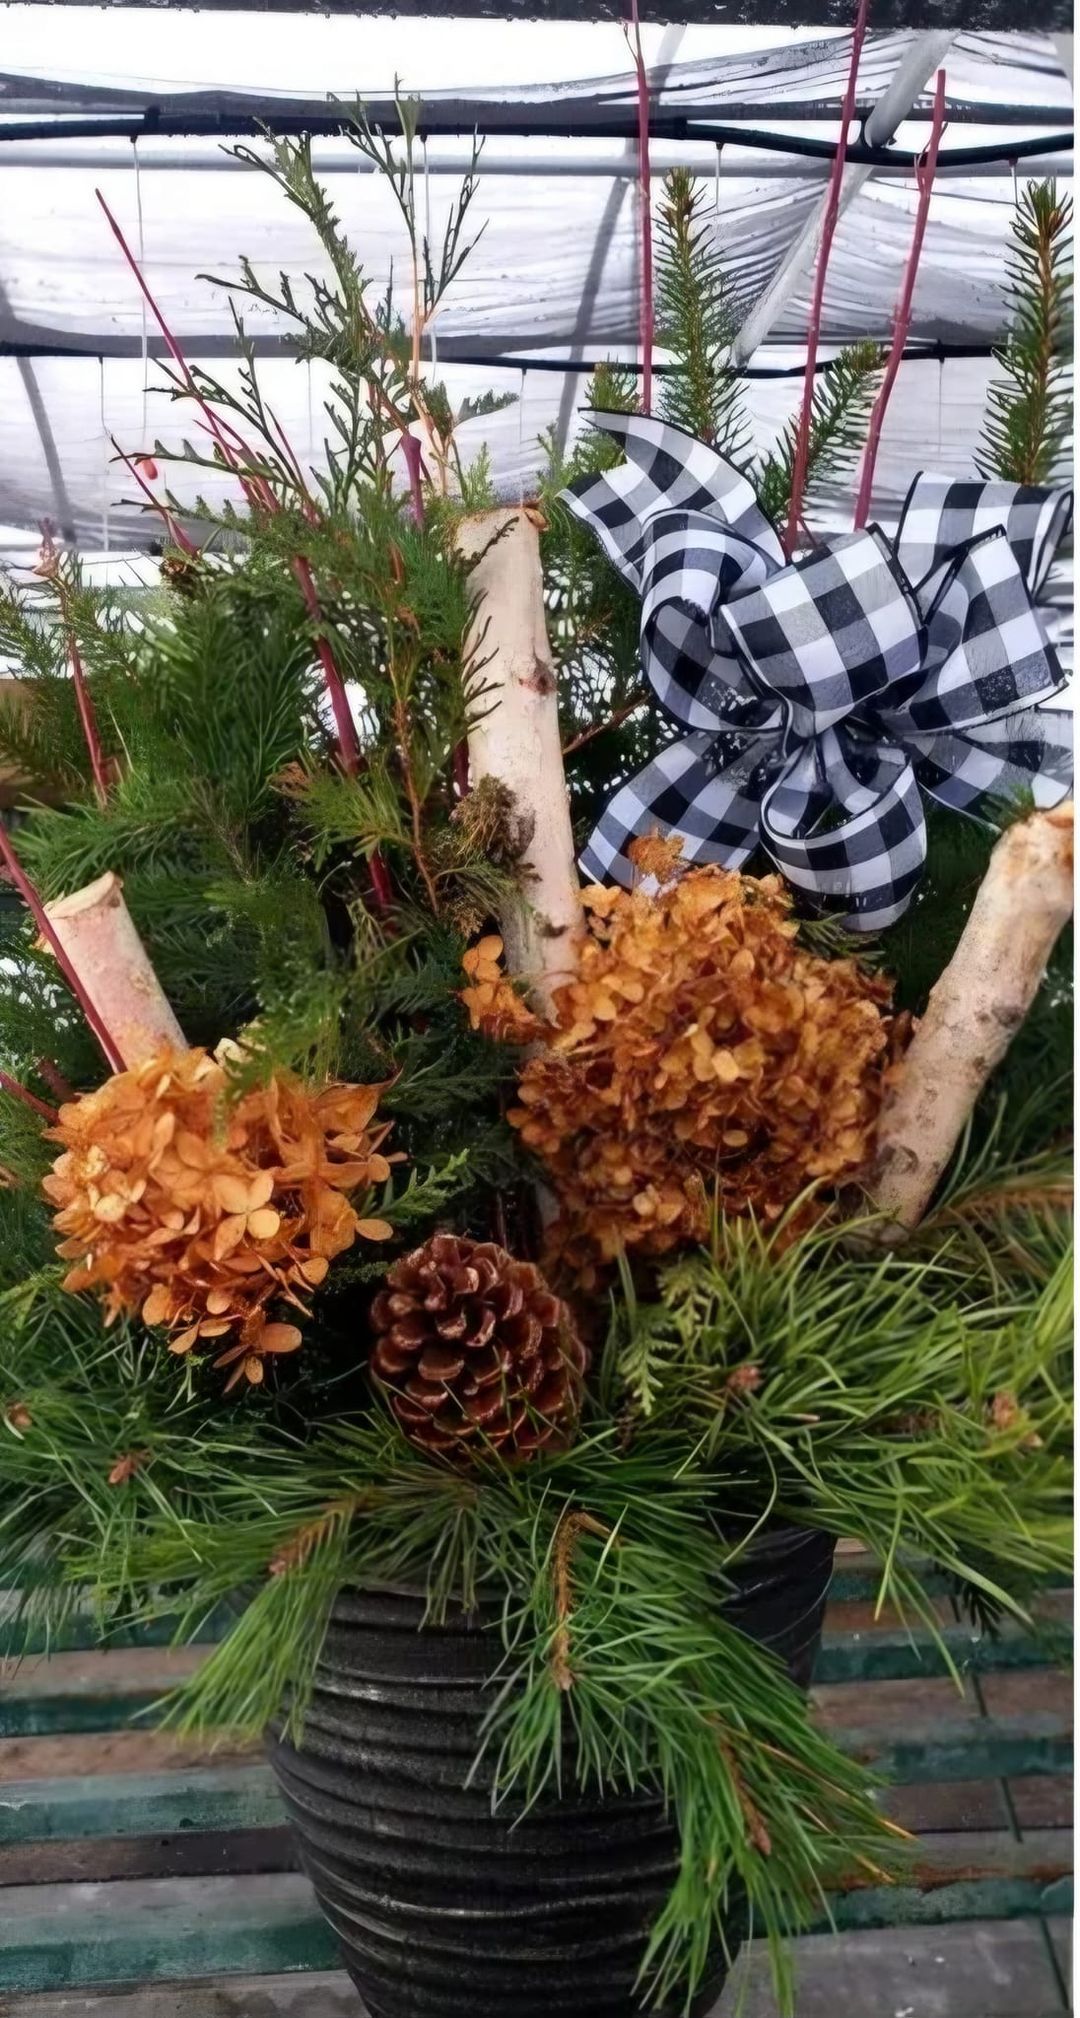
580, 731, 780, 888
884, 528, 1069, 739
907, 707, 1075, 815
760, 733, 929, 933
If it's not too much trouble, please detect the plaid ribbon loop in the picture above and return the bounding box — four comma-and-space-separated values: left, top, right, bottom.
562, 414, 1073, 931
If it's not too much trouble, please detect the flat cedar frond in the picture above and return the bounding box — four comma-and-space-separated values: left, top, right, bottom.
978, 180, 1073, 485
756, 341, 884, 530
656, 169, 750, 459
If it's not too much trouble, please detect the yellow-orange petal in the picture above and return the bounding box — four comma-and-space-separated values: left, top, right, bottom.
213, 1214, 248, 1261
355, 1217, 394, 1242
214, 1173, 256, 1215
247, 1206, 282, 1242
169, 1325, 201, 1354
247, 1169, 276, 1211
259, 1322, 304, 1354
142, 1284, 173, 1326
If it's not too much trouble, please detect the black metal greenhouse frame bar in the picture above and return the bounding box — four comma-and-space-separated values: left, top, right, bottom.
0, 111, 1071, 165
10, 0, 1075, 26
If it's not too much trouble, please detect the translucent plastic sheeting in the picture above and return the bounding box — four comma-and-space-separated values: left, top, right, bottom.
0, 13, 1072, 583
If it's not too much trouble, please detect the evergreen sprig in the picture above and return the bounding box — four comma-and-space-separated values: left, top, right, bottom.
978, 180, 1073, 486
657, 169, 750, 460
613, 1212, 1072, 1638
756, 341, 885, 529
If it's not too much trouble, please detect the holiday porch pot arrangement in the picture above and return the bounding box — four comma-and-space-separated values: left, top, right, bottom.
0, 112, 1073, 2018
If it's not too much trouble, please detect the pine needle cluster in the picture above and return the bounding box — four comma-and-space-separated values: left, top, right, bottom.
656, 168, 748, 459
978, 180, 1073, 486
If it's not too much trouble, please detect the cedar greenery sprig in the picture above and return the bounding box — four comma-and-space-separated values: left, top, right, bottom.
978, 179, 1073, 486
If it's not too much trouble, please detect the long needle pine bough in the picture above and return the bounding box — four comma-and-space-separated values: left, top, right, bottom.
0, 132, 1072, 2018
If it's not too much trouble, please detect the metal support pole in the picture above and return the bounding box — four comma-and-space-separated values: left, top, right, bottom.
730, 30, 955, 364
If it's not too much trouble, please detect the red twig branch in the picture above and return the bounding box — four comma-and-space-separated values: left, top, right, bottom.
783, 0, 870, 559
399, 431, 426, 527
626, 0, 654, 416
853, 70, 948, 530
0, 826, 123, 1074
35, 527, 110, 807
0, 1069, 58, 1125
65, 631, 110, 808
94, 189, 388, 901
36, 1056, 74, 1103
561, 689, 647, 757
110, 438, 199, 556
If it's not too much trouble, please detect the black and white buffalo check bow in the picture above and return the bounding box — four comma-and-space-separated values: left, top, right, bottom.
561, 412, 1073, 930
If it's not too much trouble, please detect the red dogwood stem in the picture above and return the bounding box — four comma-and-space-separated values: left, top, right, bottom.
783, 0, 870, 558
35, 525, 110, 804
111, 438, 199, 556
628, 0, 654, 415
0, 1069, 58, 1125
36, 1056, 74, 1103
97, 188, 368, 807
853, 70, 948, 530
97, 190, 246, 479
66, 632, 110, 808
399, 431, 426, 526
0, 827, 124, 1073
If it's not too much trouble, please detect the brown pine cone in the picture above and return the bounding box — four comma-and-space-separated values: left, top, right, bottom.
369, 1233, 586, 1463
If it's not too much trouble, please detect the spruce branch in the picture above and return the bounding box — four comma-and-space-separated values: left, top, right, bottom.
657, 169, 749, 459
978, 180, 1074, 486
755, 341, 885, 531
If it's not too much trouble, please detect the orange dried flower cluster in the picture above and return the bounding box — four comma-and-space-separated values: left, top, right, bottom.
508, 865, 894, 1280
43, 1048, 397, 1391
460, 935, 546, 1045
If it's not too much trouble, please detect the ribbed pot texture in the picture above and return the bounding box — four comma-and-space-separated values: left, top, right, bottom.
268, 1523, 835, 2018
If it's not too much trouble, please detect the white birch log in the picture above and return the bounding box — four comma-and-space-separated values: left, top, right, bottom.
456, 507, 582, 1019
44, 871, 186, 1070
868, 803, 1074, 1236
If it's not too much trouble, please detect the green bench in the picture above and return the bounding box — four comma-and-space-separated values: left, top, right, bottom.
0, 1552, 1072, 2017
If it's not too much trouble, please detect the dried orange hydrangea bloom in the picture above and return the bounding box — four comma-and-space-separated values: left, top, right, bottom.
43, 1048, 397, 1390
460, 935, 547, 1045
508, 861, 894, 1280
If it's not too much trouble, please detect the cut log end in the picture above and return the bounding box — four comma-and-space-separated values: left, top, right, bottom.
46, 870, 124, 922
44, 872, 187, 1073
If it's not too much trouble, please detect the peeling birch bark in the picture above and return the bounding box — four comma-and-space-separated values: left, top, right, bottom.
456, 507, 582, 1019
44, 872, 186, 1070
868, 804, 1074, 1237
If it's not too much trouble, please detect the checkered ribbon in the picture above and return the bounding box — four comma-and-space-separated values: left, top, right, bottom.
562, 413, 1073, 930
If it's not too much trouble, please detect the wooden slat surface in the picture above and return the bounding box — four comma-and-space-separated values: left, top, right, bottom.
0, 1559, 1070, 2013
0, 1920, 1071, 2018
0, 1874, 339, 1994
0, 1836, 1070, 1995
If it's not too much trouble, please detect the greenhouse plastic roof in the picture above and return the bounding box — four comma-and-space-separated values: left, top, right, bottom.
0, 11, 1073, 575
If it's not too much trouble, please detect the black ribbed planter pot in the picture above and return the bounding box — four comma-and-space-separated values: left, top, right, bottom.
268, 1524, 834, 2018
